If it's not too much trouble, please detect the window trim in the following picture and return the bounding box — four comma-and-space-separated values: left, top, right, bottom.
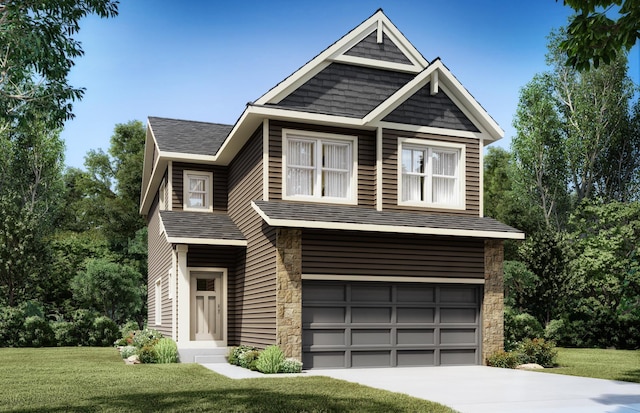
282, 129, 358, 205
183, 170, 213, 212
397, 137, 466, 210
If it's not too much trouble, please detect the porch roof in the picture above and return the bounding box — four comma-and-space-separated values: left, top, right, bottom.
252, 200, 524, 240
159, 211, 247, 246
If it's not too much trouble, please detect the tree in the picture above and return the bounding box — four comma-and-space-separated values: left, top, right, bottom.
512, 73, 569, 230
71, 258, 145, 324
0, 1, 118, 130
559, 0, 640, 70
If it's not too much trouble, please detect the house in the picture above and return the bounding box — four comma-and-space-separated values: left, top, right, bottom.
139, 9, 524, 368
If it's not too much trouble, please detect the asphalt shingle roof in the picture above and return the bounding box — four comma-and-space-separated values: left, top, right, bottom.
149, 117, 232, 156
160, 210, 245, 242
253, 200, 522, 238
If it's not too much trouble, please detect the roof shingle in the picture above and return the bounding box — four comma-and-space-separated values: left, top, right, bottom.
160, 210, 245, 242
149, 117, 232, 156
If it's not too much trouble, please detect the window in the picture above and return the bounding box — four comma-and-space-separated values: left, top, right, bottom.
159, 178, 167, 211
399, 139, 464, 208
154, 279, 162, 326
283, 130, 357, 203
183, 170, 213, 211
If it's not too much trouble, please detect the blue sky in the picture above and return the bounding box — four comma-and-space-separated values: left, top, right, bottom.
62, 0, 640, 169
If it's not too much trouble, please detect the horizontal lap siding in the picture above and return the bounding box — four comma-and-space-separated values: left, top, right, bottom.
172, 162, 228, 211
302, 230, 484, 279
268, 121, 376, 207
382, 130, 480, 216
147, 198, 173, 337
228, 127, 277, 348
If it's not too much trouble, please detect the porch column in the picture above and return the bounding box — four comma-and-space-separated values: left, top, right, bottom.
275, 228, 302, 360
482, 239, 504, 364
176, 244, 189, 344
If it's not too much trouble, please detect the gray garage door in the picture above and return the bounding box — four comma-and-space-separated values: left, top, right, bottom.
302, 281, 481, 369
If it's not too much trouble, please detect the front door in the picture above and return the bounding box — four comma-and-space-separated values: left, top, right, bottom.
190, 272, 223, 341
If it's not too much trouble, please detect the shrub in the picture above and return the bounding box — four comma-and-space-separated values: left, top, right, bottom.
154, 338, 179, 364
120, 320, 140, 339
138, 344, 157, 364
239, 350, 260, 370
256, 345, 285, 374
0, 306, 25, 347
544, 319, 565, 343
228, 345, 257, 366
71, 309, 99, 346
516, 338, 558, 367
132, 328, 163, 349
120, 345, 137, 359
51, 320, 77, 346
504, 309, 544, 351
486, 351, 522, 369
20, 316, 55, 347
279, 358, 303, 373
89, 316, 119, 347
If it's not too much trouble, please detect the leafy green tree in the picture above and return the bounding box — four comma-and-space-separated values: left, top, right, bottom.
559, 0, 640, 70
71, 258, 145, 324
0, 1, 118, 130
512, 73, 569, 230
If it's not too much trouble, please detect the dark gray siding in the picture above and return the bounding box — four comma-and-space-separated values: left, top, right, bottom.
172, 162, 228, 211
344, 32, 412, 64
302, 230, 484, 279
275, 63, 413, 118
147, 197, 174, 337
228, 127, 277, 348
382, 130, 481, 216
268, 121, 376, 208
383, 86, 479, 132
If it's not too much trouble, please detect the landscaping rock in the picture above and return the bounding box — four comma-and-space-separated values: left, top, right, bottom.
125, 354, 140, 365
516, 363, 544, 370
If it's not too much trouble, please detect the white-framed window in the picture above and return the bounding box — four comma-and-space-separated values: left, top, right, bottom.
283, 129, 357, 204
154, 278, 162, 326
183, 170, 213, 211
398, 138, 465, 209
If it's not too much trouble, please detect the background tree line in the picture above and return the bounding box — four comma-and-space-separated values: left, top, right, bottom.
486, 28, 640, 349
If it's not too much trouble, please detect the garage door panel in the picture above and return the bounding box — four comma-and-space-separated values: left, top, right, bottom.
351, 329, 391, 345
351, 285, 391, 301
303, 352, 345, 368
440, 308, 477, 323
440, 349, 477, 365
440, 286, 478, 303
397, 329, 435, 345
440, 328, 477, 345
397, 307, 435, 323
303, 306, 345, 324
352, 351, 391, 367
303, 284, 346, 302
397, 350, 435, 366
397, 285, 435, 302
303, 329, 345, 346
351, 307, 391, 323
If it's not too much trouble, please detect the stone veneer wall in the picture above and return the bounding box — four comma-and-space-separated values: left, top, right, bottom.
275, 228, 302, 360
482, 239, 504, 364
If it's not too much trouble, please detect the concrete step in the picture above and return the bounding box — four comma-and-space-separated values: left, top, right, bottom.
179, 347, 229, 363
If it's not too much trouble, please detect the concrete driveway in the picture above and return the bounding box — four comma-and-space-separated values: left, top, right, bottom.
305, 366, 640, 413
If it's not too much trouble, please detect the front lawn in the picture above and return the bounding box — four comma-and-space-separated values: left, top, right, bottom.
0, 347, 454, 412
541, 348, 640, 383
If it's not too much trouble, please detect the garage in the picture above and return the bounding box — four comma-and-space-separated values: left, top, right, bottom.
302, 281, 481, 369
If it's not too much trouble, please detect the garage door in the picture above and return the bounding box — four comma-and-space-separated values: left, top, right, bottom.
302, 281, 481, 369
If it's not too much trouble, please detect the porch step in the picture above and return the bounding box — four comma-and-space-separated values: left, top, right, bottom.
179, 347, 229, 364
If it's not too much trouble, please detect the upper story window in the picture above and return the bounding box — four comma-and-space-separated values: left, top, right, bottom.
183, 170, 213, 211
398, 138, 465, 209
283, 129, 357, 204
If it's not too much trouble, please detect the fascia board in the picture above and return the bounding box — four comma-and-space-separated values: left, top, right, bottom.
374, 121, 487, 140
251, 201, 525, 240
165, 237, 247, 246
140, 123, 156, 213
140, 155, 166, 216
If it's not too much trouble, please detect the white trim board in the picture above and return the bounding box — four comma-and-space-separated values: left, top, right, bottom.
302, 274, 485, 284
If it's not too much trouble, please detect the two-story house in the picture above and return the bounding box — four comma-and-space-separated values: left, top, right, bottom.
140, 9, 523, 369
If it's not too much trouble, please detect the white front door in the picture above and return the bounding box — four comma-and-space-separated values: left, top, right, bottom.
190, 272, 223, 341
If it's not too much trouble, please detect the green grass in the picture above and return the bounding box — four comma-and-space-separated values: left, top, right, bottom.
540, 348, 640, 383
0, 347, 454, 413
